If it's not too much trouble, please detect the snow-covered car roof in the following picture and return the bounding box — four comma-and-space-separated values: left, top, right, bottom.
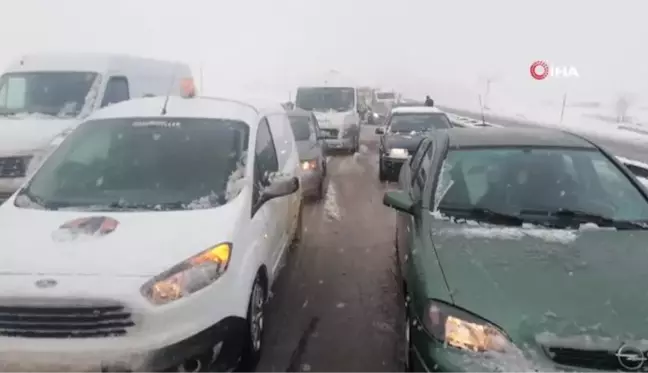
391, 106, 443, 114
89, 96, 285, 127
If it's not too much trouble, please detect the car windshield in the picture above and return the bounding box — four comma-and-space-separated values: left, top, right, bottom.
0, 72, 99, 118
433, 147, 648, 225
377, 92, 395, 100
295, 87, 355, 112
15, 117, 249, 211
288, 115, 312, 141
389, 113, 451, 133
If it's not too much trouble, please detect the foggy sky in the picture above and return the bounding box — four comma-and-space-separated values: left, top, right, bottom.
1, 0, 644, 105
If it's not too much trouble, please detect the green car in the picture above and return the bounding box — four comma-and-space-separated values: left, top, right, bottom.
384, 127, 648, 372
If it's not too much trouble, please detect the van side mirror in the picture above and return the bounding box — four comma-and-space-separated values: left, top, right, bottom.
375, 127, 385, 135
258, 175, 299, 206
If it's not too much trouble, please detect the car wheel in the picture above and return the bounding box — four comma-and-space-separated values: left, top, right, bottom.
405, 312, 414, 372
379, 158, 387, 182
290, 203, 304, 249
239, 274, 267, 371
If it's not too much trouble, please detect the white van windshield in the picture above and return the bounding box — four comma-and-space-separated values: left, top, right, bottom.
296, 87, 355, 112
15, 117, 250, 211
0, 72, 99, 118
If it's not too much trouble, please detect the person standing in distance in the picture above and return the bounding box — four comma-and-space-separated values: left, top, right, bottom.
424, 96, 434, 107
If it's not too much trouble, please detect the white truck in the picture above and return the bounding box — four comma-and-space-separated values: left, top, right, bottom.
294, 84, 362, 153
0, 53, 193, 201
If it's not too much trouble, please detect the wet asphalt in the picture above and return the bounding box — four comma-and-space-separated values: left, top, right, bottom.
257, 126, 406, 372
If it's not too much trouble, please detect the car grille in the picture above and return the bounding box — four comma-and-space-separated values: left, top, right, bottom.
320, 128, 339, 138
0, 157, 28, 178
0, 303, 135, 338
545, 347, 621, 370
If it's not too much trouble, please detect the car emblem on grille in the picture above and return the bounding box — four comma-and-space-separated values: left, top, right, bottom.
35, 279, 57, 289
616, 344, 647, 370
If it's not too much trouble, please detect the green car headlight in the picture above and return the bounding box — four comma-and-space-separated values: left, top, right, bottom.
423, 300, 514, 353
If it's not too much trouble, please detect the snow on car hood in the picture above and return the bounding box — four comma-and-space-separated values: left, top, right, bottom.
0, 196, 246, 277
0, 117, 78, 155
431, 218, 648, 340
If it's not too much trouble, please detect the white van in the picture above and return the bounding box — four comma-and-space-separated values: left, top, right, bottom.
0, 53, 193, 201
294, 84, 362, 153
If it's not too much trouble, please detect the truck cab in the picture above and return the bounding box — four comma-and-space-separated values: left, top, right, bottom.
294, 85, 361, 153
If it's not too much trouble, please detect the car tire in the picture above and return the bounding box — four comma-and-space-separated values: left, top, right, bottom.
239, 273, 267, 372
290, 203, 304, 249
404, 311, 414, 372
379, 158, 387, 182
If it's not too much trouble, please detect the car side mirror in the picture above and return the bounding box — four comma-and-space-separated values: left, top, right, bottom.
259, 175, 299, 205
383, 190, 415, 215
375, 127, 385, 135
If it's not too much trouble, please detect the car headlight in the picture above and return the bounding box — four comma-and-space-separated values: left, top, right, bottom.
423, 300, 513, 352
373, 112, 380, 118
301, 159, 317, 171
141, 242, 232, 305
388, 148, 409, 159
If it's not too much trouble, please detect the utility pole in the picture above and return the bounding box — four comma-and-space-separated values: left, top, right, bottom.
559, 93, 567, 125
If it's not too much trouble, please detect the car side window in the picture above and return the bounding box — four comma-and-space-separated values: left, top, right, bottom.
411, 142, 434, 202
253, 118, 279, 205
101, 76, 130, 107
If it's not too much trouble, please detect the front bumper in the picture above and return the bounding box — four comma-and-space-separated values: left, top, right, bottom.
323, 137, 355, 151
0, 316, 246, 372
0, 273, 251, 372
380, 155, 407, 178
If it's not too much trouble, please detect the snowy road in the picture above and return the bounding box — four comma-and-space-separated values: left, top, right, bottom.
257, 126, 405, 372
440, 106, 648, 163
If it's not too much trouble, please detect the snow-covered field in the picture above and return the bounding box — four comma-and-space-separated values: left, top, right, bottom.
438, 92, 648, 146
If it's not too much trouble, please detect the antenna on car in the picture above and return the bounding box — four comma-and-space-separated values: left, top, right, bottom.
160, 67, 179, 116
478, 94, 486, 125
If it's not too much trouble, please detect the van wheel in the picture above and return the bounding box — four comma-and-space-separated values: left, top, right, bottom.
239, 274, 267, 371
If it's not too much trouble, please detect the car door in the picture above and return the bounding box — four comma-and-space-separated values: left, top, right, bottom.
396, 140, 434, 279
252, 117, 283, 280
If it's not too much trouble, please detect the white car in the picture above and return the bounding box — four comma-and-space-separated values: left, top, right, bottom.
0, 95, 303, 372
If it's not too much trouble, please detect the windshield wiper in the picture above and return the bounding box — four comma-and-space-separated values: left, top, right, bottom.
438, 206, 524, 226
522, 208, 648, 230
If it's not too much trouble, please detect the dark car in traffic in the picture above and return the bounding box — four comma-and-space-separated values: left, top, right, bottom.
382, 127, 648, 372
376, 106, 452, 182
287, 109, 328, 199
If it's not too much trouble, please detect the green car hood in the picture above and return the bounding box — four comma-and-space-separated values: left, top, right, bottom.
431, 219, 648, 347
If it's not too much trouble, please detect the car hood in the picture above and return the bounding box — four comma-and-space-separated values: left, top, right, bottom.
0, 118, 78, 155
431, 219, 648, 345
313, 110, 353, 129
0, 195, 246, 277
296, 141, 321, 160
385, 133, 425, 152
